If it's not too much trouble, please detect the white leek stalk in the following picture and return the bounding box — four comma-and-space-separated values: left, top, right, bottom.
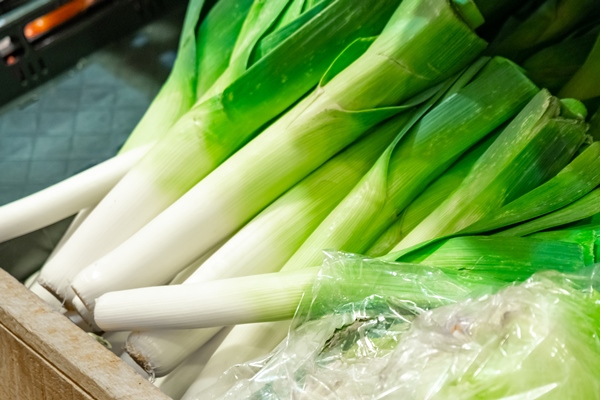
0, 145, 148, 243
184, 114, 411, 283
95, 269, 318, 331
95, 235, 584, 332
29, 282, 63, 311
167, 239, 227, 285
46, 208, 94, 259
123, 113, 412, 376
65, 310, 98, 332
127, 327, 224, 377
121, 352, 150, 379
72, 296, 101, 332
0, 0, 209, 245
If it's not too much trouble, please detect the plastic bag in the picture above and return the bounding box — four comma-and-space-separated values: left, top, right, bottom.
207, 252, 600, 399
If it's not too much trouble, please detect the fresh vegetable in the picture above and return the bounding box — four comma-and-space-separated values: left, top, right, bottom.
38, 0, 402, 304
118, 112, 415, 375
69, 0, 485, 314
392, 91, 587, 251
5, 0, 600, 397
120, 53, 538, 377
94, 236, 586, 331
282, 57, 538, 272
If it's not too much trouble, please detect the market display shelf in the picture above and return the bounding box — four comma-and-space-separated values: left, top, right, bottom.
0, 268, 169, 399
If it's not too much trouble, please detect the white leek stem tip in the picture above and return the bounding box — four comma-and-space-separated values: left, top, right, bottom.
29, 282, 63, 311
121, 352, 150, 380
95, 269, 318, 332
0, 145, 150, 243
126, 327, 222, 377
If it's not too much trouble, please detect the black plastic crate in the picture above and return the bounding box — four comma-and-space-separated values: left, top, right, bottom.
0, 0, 186, 106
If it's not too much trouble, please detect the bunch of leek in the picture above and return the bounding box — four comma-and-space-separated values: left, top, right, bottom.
38, 0, 404, 304
122, 53, 534, 378
68, 0, 485, 315
176, 91, 590, 396
4, 0, 600, 396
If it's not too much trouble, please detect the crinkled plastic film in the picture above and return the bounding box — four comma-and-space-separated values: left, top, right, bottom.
203, 252, 600, 399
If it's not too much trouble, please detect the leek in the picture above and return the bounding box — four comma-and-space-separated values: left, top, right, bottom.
127, 326, 224, 377
155, 327, 232, 400
185, 113, 412, 283
0, 0, 233, 243
0, 145, 148, 242
522, 25, 600, 91
96, 269, 319, 332
45, 208, 93, 261
489, 0, 600, 62
193, 0, 255, 100
462, 142, 600, 234
215, 268, 600, 399
39, 0, 403, 304
180, 58, 560, 394
71, 0, 486, 312
94, 237, 585, 332
559, 29, 600, 101
528, 229, 596, 264
397, 235, 586, 278
494, 188, 600, 237
377, 271, 600, 399
181, 321, 292, 399
366, 133, 497, 256
121, 0, 239, 152
196, 0, 293, 102
122, 1, 488, 380
283, 57, 537, 272
393, 91, 588, 252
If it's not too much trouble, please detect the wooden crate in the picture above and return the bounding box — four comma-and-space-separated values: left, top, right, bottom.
0, 268, 171, 400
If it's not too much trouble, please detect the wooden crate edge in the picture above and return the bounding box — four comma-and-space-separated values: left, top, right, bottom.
0, 268, 170, 400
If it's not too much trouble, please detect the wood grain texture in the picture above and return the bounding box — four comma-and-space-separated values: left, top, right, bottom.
0, 324, 94, 400
0, 268, 171, 400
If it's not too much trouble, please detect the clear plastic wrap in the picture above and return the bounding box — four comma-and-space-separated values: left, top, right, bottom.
202, 252, 600, 399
